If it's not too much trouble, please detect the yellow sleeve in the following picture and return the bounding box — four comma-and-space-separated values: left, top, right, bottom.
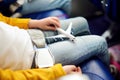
0, 64, 66, 80
0, 13, 31, 29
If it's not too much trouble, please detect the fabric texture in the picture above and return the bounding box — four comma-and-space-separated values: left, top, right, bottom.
27, 29, 46, 48
0, 22, 34, 70
19, 0, 72, 15
0, 64, 66, 80
0, 13, 30, 29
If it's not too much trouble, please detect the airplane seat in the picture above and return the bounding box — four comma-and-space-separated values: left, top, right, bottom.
90, 0, 120, 22
101, 0, 120, 22
101, 0, 120, 46
90, 0, 120, 46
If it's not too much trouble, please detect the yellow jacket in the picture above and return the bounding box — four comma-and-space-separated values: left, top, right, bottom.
0, 64, 66, 80
0, 13, 66, 80
0, 13, 30, 29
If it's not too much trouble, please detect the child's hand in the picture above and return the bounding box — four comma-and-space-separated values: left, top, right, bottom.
63, 65, 82, 74
29, 17, 60, 31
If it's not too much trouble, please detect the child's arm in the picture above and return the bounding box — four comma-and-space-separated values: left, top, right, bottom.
0, 64, 81, 80
0, 13, 30, 29
0, 64, 66, 80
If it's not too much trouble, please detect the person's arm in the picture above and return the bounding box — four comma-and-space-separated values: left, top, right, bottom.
0, 13, 31, 29
0, 13, 60, 30
0, 64, 81, 80
0, 64, 66, 80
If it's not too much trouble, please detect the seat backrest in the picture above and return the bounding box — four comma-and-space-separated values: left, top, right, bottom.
102, 0, 120, 22
90, 0, 120, 22
90, 0, 103, 10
